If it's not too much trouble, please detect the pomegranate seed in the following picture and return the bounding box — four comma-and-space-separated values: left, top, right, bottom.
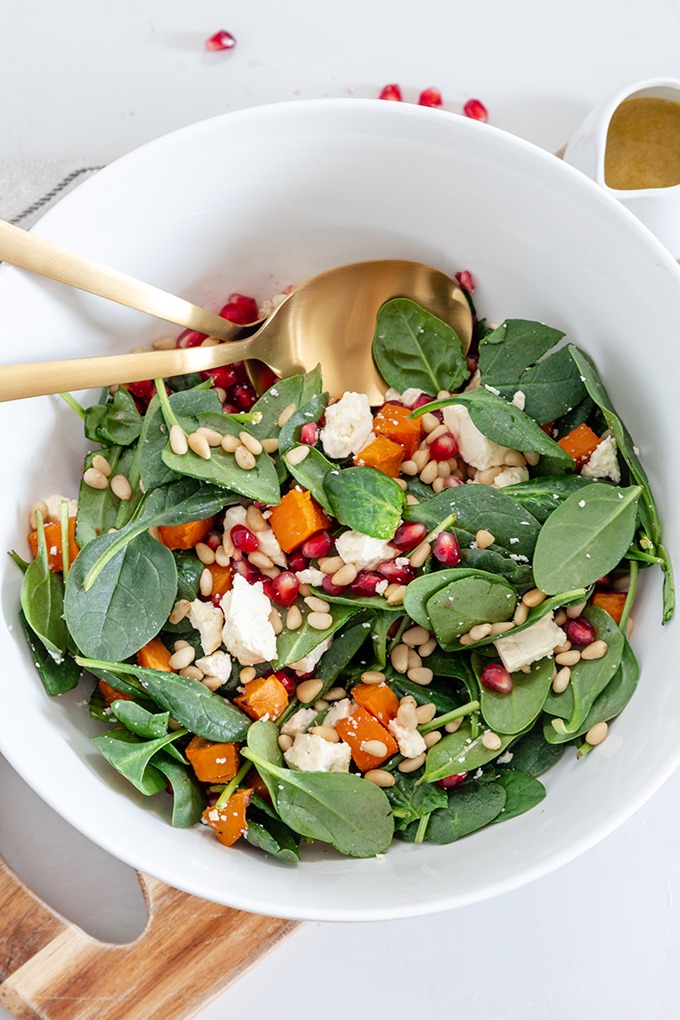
127, 379, 155, 400
437, 771, 468, 789
301, 530, 334, 559
564, 616, 597, 646
176, 328, 206, 348
349, 571, 384, 596
444, 476, 465, 488
376, 559, 414, 585
480, 663, 514, 694
288, 551, 309, 572
274, 670, 297, 696
466, 354, 479, 374
419, 87, 443, 108
463, 98, 488, 122
433, 531, 461, 566
230, 383, 257, 410
233, 559, 262, 584
261, 579, 275, 600
230, 524, 259, 553
222, 402, 239, 414
205, 30, 236, 51
271, 571, 300, 607
218, 302, 248, 325
227, 293, 259, 323
393, 521, 428, 552
206, 531, 222, 551
257, 366, 280, 392
300, 422, 319, 446
321, 575, 347, 597
211, 593, 223, 607
412, 393, 436, 409
379, 83, 402, 101
429, 433, 459, 461
203, 365, 238, 390
455, 270, 475, 293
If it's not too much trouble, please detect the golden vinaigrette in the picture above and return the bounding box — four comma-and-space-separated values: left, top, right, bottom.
605, 96, 680, 190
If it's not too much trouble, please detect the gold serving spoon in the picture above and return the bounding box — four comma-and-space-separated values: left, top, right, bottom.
0, 220, 472, 404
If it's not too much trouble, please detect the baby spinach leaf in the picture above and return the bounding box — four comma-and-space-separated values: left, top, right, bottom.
65, 530, 177, 661
372, 298, 469, 394
499, 728, 564, 776
84, 386, 143, 447
511, 347, 587, 425
285, 446, 335, 514
424, 721, 516, 782
532, 484, 640, 594
273, 604, 358, 669
390, 675, 462, 714
18, 610, 80, 696
499, 474, 595, 523
92, 727, 185, 796
425, 571, 516, 643
315, 620, 373, 692
20, 519, 68, 662
460, 546, 534, 590
247, 720, 284, 767
402, 567, 464, 628
476, 654, 554, 735
248, 367, 323, 440
153, 753, 205, 828
243, 747, 394, 857
136, 477, 232, 528
77, 658, 252, 742
174, 552, 203, 603
479, 319, 565, 385
401, 779, 506, 843
324, 467, 404, 540
245, 804, 301, 862
76, 445, 142, 548
110, 699, 171, 739
386, 771, 447, 830
315, 589, 402, 613
278, 392, 327, 455
443, 587, 588, 653
140, 389, 222, 491
369, 611, 393, 668
491, 770, 546, 822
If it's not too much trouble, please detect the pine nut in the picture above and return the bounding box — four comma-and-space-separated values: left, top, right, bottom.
269, 607, 283, 634
169, 599, 191, 624
261, 566, 280, 580
186, 432, 210, 459
513, 603, 529, 626
613, 574, 631, 592
409, 543, 431, 568
319, 556, 344, 574
240, 431, 263, 455
503, 449, 526, 467
110, 474, 132, 501
459, 634, 473, 646
431, 477, 445, 493
406, 649, 422, 670
235, 445, 256, 470
555, 649, 581, 666
398, 753, 426, 773
437, 390, 451, 400
278, 734, 293, 751
554, 640, 572, 654
324, 687, 347, 701
173, 638, 191, 651
395, 477, 408, 491
554, 609, 567, 625
221, 434, 241, 453
92, 453, 112, 477
437, 460, 452, 478
361, 670, 386, 685
407, 667, 434, 685
196, 542, 216, 565
29, 501, 48, 529
524, 451, 541, 466
214, 387, 227, 402
397, 702, 418, 729
400, 460, 418, 476
364, 769, 396, 788
285, 445, 310, 466
386, 584, 407, 605
475, 529, 495, 550
424, 730, 442, 748
277, 404, 296, 428
412, 448, 431, 471
425, 423, 448, 444
197, 427, 224, 447
314, 700, 329, 712
305, 595, 330, 613
419, 637, 437, 657
402, 625, 431, 647
477, 466, 504, 486
311, 725, 340, 743
332, 563, 358, 586
552, 666, 571, 693
246, 505, 267, 532
362, 739, 388, 757
421, 412, 441, 434
390, 644, 409, 674
239, 666, 256, 683
445, 718, 464, 733
627, 617, 635, 638
481, 731, 502, 751
180, 666, 204, 681
215, 545, 230, 567
490, 621, 515, 635
580, 640, 608, 660
169, 645, 195, 670
522, 588, 547, 608
297, 679, 323, 704
153, 336, 177, 350
200, 337, 219, 347
200, 674, 224, 691
468, 623, 493, 642
405, 494, 420, 506
419, 461, 439, 486
261, 437, 279, 454
249, 550, 274, 570
199, 567, 213, 596
415, 703, 437, 725
585, 721, 609, 746
566, 600, 588, 618
308, 611, 333, 630
83, 467, 109, 490
286, 605, 303, 630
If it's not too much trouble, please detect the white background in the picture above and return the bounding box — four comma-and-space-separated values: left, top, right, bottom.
1, 2, 680, 1017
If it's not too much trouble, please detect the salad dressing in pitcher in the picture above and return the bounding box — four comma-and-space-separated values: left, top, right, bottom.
604, 96, 680, 191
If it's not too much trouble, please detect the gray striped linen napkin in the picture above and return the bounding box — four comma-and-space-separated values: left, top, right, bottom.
0, 159, 102, 229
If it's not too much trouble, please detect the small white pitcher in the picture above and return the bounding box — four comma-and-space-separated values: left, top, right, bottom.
563, 77, 680, 257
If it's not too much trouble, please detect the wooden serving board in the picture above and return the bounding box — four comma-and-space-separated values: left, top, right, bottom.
0, 855, 300, 1019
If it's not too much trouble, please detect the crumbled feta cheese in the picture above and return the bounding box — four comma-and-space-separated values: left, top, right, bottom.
284, 733, 352, 772
494, 465, 530, 488
220, 574, 277, 666
493, 612, 567, 673
195, 650, 232, 683
296, 567, 326, 587
484, 384, 501, 396
496, 750, 514, 764
280, 707, 318, 736
188, 599, 225, 655
223, 504, 247, 531
290, 635, 332, 676
323, 697, 353, 727
43, 493, 78, 522
335, 530, 397, 570
384, 387, 425, 408
581, 435, 621, 484
388, 719, 427, 759
511, 390, 526, 411
442, 404, 514, 469
320, 391, 374, 458
254, 524, 287, 566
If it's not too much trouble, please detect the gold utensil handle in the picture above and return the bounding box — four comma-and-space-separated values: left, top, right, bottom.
0, 219, 240, 342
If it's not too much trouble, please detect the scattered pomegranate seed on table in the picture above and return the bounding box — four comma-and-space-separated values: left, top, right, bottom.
463, 98, 488, 122
419, 87, 443, 108
205, 30, 236, 52
379, 84, 403, 101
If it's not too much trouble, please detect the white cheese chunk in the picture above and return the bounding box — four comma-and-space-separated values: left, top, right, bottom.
443, 403, 514, 470
254, 524, 287, 567
223, 504, 247, 531
320, 391, 374, 458
494, 465, 530, 488
581, 435, 621, 484
511, 390, 526, 411
188, 599, 225, 655
195, 650, 232, 683
296, 567, 326, 587
323, 697, 353, 728
493, 612, 567, 673
284, 732, 352, 772
388, 719, 427, 759
290, 635, 333, 676
335, 530, 397, 570
280, 707, 318, 736
384, 387, 425, 407
220, 574, 277, 666
43, 493, 78, 522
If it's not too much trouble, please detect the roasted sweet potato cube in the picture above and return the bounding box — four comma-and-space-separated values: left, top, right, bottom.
27, 517, 79, 573
591, 591, 627, 624
351, 682, 400, 727
557, 424, 601, 466
268, 488, 332, 552
202, 788, 253, 847
335, 704, 399, 772
158, 516, 216, 550
186, 736, 240, 783
354, 434, 405, 478
234, 674, 289, 721
137, 636, 175, 672
373, 402, 422, 458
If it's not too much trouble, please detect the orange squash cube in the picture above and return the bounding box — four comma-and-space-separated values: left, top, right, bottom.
354, 434, 405, 478
373, 402, 422, 458
590, 591, 627, 625
28, 517, 79, 573
186, 736, 240, 783
351, 683, 400, 727
557, 424, 601, 466
137, 636, 175, 672
158, 516, 216, 550
335, 704, 399, 772
206, 562, 233, 597
268, 487, 332, 553
97, 679, 134, 707
203, 788, 253, 847
234, 674, 289, 721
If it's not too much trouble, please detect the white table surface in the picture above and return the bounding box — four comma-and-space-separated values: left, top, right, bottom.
2, 2, 680, 1018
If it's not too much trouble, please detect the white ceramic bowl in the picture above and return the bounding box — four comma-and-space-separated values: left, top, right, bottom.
1, 99, 679, 922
